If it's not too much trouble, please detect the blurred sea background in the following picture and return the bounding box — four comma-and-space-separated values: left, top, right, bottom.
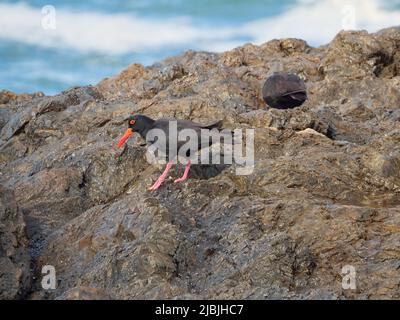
1, 0, 400, 95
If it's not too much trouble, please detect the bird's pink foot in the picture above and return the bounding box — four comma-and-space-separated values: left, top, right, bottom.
174, 176, 188, 183
174, 160, 191, 184
149, 177, 164, 190
149, 162, 173, 191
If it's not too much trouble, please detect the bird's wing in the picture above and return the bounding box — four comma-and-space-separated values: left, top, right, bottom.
150, 118, 230, 156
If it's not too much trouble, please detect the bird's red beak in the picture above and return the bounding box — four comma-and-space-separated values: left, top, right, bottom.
117, 128, 133, 148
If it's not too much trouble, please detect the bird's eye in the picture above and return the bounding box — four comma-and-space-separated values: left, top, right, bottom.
129, 120, 136, 125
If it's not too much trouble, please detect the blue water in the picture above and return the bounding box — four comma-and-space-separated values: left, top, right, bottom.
1, 0, 399, 95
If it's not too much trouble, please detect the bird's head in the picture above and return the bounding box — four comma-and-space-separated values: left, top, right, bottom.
117, 114, 154, 148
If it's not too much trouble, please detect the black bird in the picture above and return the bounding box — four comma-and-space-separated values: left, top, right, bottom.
117, 115, 228, 190
262, 72, 307, 109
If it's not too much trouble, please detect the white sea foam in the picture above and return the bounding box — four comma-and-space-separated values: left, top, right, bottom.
244, 0, 400, 46
0, 0, 399, 54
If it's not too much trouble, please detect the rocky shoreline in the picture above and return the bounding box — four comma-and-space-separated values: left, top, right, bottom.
0, 27, 399, 299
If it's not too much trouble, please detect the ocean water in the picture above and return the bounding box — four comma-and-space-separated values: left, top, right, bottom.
0, 0, 399, 95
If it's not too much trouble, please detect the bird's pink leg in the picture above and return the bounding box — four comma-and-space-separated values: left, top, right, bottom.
149, 162, 173, 191
174, 160, 191, 183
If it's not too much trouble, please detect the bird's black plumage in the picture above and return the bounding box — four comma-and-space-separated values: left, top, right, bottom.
262, 73, 307, 109
126, 115, 228, 161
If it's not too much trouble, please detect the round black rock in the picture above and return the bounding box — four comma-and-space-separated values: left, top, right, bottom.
262, 73, 307, 109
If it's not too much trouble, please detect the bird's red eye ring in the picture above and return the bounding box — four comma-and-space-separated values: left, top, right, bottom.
129, 120, 136, 125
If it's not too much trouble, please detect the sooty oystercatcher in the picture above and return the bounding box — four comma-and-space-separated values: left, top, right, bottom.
117, 115, 229, 191
262, 72, 307, 109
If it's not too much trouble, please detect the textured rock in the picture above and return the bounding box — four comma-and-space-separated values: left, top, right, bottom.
56, 286, 111, 300
0, 186, 31, 299
0, 28, 400, 300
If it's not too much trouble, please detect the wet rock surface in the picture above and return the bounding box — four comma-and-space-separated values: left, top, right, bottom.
0, 28, 399, 299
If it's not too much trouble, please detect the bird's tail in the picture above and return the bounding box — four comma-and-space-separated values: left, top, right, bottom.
202, 120, 223, 130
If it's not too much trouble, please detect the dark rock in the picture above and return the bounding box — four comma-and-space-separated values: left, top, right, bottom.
262, 73, 307, 109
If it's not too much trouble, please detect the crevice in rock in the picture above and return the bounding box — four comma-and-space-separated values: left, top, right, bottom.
325, 125, 338, 140
370, 50, 395, 78
10, 120, 29, 140
95, 118, 111, 128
